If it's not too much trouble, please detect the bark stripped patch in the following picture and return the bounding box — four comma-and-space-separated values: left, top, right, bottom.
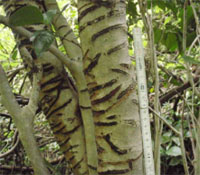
95, 121, 117, 126
117, 84, 133, 100
91, 85, 121, 105
50, 121, 62, 130
99, 168, 130, 175
120, 63, 131, 70
111, 68, 129, 76
103, 134, 128, 155
79, 15, 105, 33
60, 29, 73, 41
40, 75, 63, 89
42, 64, 54, 73
89, 79, 117, 94
84, 53, 101, 74
78, 5, 100, 22
106, 115, 117, 120
46, 99, 72, 119
63, 144, 79, 154
91, 24, 123, 42
107, 42, 126, 55
59, 137, 70, 147
62, 125, 80, 135
72, 158, 84, 169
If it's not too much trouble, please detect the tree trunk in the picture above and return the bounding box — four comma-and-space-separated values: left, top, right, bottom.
2, 0, 144, 174
78, 1, 143, 174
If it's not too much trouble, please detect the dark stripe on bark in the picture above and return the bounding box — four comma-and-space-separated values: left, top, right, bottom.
61, 29, 73, 41
92, 110, 105, 116
111, 68, 128, 75
120, 63, 131, 70
92, 85, 121, 105
106, 115, 116, 120
62, 125, 80, 135
58, 25, 68, 31
25, 27, 36, 33
95, 121, 117, 126
84, 53, 101, 74
53, 125, 66, 134
59, 137, 70, 147
41, 75, 63, 89
79, 105, 91, 110
18, 38, 32, 48
44, 89, 61, 115
78, 5, 99, 22
107, 42, 126, 55
92, 24, 123, 42
117, 84, 133, 100
88, 164, 97, 171
69, 155, 75, 162
42, 63, 51, 68
50, 121, 62, 130
79, 15, 105, 33
30, 50, 37, 59
104, 134, 127, 155
43, 82, 64, 93
63, 145, 79, 154
89, 79, 117, 94
99, 169, 130, 175
43, 65, 54, 73
46, 99, 72, 119
72, 158, 83, 169
80, 88, 88, 92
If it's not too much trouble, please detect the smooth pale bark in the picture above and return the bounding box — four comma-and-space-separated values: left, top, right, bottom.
1, 0, 144, 174
0, 65, 50, 175
78, 1, 143, 174
2, 1, 89, 174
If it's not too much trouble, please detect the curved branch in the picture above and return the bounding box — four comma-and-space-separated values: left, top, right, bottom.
0, 133, 19, 158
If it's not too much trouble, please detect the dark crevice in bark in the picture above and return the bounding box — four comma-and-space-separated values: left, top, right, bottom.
99, 169, 130, 175
117, 84, 133, 100
89, 79, 117, 94
95, 121, 117, 126
91, 24, 123, 42
107, 42, 126, 55
62, 125, 81, 135
103, 134, 128, 155
84, 53, 101, 74
78, 5, 100, 22
46, 98, 72, 119
111, 68, 129, 75
91, 85, 121, 105
79, 15, 106, 33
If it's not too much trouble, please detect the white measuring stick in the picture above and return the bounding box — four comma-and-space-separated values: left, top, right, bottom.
133, 28, 155, 175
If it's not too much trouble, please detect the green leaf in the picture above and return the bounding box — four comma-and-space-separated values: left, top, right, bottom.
9, 6, 43, 26
127, 1, 138, 18
182, 55, 200, 65
11, 50, 18, 60
154, 28, 162, 44
161, 131, 172, 144
169, 157, 182, 166
43, 9, 57, 25
33, 31, 54, 57
165, 33, 178, 51
166, 146, 182, 156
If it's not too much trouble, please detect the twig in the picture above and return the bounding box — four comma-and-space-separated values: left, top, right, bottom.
0, 133, 19, 158
149, 106, 180, 136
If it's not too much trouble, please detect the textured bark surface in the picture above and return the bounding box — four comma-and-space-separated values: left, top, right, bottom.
2, 0, 144, 174
78, 1, 143, 174
3, 1, 89, 174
